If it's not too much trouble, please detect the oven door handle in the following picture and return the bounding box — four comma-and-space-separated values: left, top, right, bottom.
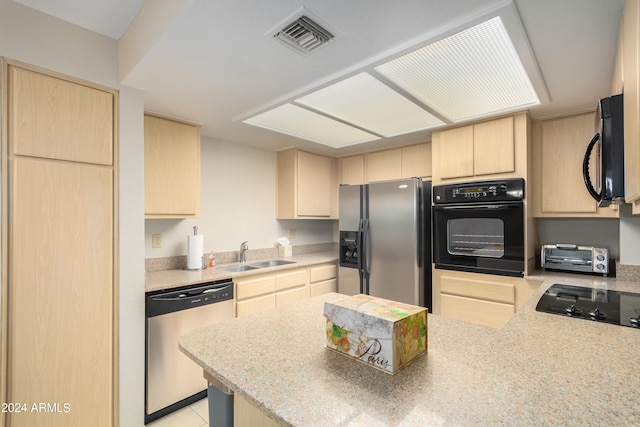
433, 204, 520, 211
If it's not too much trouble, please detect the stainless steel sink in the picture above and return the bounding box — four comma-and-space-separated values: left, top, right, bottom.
219, 264, 260, 272
249, 260, 296, 268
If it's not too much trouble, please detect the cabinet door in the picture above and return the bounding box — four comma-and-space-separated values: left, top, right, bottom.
310, 279, 337, 297
365, 148, 402, 182
276, 286, 309, 307
441, 294, 514, 329
340, 155, 364, 185
9, 66, 114, 165
437, 125, 474, 179
624, 0, 640, 203
236, 274, 276, 300
9, 157, 114, 427
473, 116, 515, 176
236, 294, 276, 317
297, 151, 332, 217
310, 263, 337, 283
144, 114, 200, 218
401, 143, 432, 179
275, 269, 308, 292
440, 275, 515, 304
540, 113, 597, 213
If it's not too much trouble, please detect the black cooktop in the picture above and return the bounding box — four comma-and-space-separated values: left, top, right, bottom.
535, 283, 640, 329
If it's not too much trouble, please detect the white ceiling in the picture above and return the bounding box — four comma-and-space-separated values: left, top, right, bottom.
12, 0, 625, 156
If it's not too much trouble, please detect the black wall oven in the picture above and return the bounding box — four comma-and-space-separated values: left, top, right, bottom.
432, 178, 525, 277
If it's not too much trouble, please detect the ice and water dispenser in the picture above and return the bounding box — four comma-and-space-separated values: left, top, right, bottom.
339, 231, 359, 268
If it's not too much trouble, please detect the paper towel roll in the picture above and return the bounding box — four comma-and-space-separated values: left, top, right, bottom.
187, 234, 204, 269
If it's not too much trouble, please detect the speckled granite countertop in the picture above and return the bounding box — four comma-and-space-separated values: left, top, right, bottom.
145, 250, 338, 292
180, 273, 640, 426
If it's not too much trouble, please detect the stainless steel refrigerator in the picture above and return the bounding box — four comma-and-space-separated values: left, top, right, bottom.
338, 178, 432, 309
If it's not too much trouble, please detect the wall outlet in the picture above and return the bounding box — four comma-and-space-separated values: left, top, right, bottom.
152, 233, 162, 248
288, 229, 296, 239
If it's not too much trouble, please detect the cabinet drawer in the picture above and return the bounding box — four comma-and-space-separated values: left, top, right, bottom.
441, 294, 514, 328
440, 274, 515, 304
276, 286, 309, 307
236, 274, 275, 300
310, 264, 337, 283
310, 278, 337, 297
236, 294, 276, 317
275, 268, 308, 291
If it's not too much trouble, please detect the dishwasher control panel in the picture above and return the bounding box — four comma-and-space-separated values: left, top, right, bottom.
146, 279, 234, 317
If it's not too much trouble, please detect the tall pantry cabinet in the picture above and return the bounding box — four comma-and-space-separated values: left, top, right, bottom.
1, 59, 118, 426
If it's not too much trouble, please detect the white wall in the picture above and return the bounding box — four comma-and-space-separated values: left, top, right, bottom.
145, 136, 335, 258
0, 1, 146, 425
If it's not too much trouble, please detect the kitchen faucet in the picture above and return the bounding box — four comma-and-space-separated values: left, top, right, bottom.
240, 241, 249, 262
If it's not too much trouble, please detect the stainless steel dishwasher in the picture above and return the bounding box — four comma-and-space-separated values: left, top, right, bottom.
145, 279, 234, 424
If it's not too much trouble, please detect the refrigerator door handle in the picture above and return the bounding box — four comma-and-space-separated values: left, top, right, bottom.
362, 218, 371, 295
357, 219, 365, 293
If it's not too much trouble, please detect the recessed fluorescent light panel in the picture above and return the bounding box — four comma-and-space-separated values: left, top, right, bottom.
375, 16, 540, 122
296, 73, 444, 137
244, 104, 379, 148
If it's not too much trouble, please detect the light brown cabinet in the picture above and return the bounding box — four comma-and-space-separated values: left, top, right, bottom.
401, 143, 432, 179
432, 114, 526, 184
309, 263, 337, 297
275, 268, 310, 307
235, 263, 336, 317
340, 143, 431, 186
2, 59, 117, 427
235, 273, 276, 317
365, 148, 402, 182
339, 155, 365, 185
236, 268, 310, 317
277, 148, 337, 219
144, 113, 201, 218
531, 113, 619, 218
8, 65, 114, 165
622, 0, 640, 213
433, 269, 537, 329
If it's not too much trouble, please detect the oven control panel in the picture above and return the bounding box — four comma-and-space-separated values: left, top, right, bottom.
433, 178, 525, 204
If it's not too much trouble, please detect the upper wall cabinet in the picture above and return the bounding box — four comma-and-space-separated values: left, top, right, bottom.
622, 0, 640, 214
531, 112, 618, 218
432, 114, 527, 184
144, 113, 201, 218
365, 148, 402, 182
9, 66, 114, 165
277, 148, 337, 219
401, 142, 432, 179
339, 143, 431, 186
339, 155, 365, 185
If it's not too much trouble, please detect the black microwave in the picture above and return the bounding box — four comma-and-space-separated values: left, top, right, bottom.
583, 94, 625, 207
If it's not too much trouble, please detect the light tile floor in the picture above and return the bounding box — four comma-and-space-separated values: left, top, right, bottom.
147, 398, 208, 427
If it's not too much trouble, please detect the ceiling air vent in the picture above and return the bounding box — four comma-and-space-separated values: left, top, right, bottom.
274, 15, 335, 55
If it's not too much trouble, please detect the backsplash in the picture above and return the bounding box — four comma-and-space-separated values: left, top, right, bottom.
615, 261, 640, 281
145, 242, 337, 272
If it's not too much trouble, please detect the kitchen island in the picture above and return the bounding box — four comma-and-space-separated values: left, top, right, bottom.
179, 276, 640, 426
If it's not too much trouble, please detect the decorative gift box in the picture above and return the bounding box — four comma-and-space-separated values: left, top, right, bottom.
323, 294, 427, 374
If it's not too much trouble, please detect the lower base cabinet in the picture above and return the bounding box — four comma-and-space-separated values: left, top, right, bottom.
235, 262, 337, 317
234, 393, 279, 427
434, 269, 538, 328
310, 263, 337, 297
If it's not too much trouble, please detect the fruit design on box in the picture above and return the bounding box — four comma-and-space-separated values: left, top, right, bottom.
395, 311, 427, 368
326, 321, 386, 366
328, 323, 351, 353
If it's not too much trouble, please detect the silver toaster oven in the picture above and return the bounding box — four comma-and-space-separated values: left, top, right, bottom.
541, 244, 609, 275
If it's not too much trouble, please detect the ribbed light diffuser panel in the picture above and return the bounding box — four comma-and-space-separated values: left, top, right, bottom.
244, 103, 379, 147
296, 73, 444, 137
375, 17, 539, 122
